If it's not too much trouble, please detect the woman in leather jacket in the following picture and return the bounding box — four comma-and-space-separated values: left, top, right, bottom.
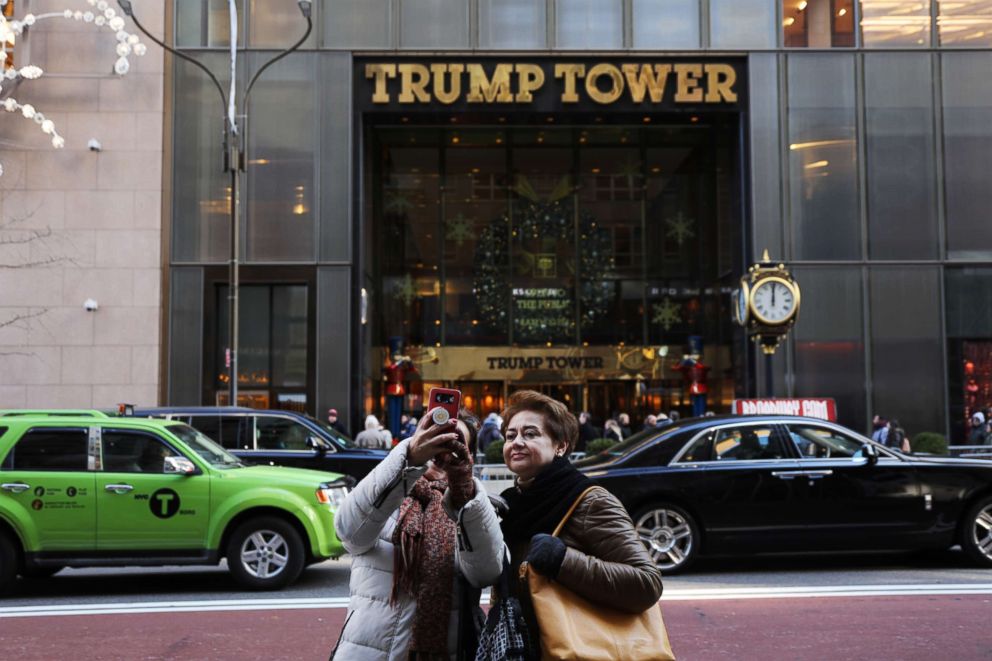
498, 390, 664, 647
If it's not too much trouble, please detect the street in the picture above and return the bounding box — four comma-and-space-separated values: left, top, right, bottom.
2, 549, 991, 660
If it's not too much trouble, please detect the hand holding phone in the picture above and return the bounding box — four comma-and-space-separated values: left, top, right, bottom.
427, 387, 461, 426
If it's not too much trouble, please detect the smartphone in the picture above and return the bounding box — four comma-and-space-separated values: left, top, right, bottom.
427, 387, 461, 426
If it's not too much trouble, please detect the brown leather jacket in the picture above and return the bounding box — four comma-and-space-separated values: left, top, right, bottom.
505, 487, 664, 637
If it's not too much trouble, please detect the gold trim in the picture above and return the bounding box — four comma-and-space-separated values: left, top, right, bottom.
748, 275, 801, 327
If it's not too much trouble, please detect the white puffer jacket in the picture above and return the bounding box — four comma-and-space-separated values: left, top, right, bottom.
332, 440, 504, 660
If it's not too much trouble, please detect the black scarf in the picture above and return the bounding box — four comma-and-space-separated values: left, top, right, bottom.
500, 456, 594, 545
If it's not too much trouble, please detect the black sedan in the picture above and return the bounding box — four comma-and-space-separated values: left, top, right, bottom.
576, 415, 992, 573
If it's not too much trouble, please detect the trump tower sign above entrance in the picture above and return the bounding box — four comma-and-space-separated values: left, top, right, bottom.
357, 58, 746, 113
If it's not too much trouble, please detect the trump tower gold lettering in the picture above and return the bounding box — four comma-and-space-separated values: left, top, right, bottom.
364, 62, 738, 105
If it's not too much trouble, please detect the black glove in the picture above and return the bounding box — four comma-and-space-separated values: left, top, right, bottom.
526, 533, 566, 579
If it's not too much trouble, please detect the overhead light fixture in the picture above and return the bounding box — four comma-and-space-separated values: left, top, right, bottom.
298, 1, 312, 19
798, 0, 808, 10
838, 8, 847, 16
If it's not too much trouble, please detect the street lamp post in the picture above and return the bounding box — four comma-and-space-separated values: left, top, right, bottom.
117, 0, 312, 406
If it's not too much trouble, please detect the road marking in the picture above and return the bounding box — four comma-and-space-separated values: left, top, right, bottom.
4, 584, 992, 618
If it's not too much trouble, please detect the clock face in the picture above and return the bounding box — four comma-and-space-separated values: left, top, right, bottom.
750, 278, 798, 325
733, 284, 749, 327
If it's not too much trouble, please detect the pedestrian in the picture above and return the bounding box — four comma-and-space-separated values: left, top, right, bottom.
477, 412, 503, 453
871, 415, 889, 445
327, 408, 348, 436
355, 414, 389, 450
969, 411, 988, 445
399, 415, 418, 440
888, 419, 908, 452
617, 412, 632, 439
496, 390, 663, 655
668, 410, 680, 423
603, 418, 624, 443
576, 411, 599, 452
332, 409, 502, 660
378, 420, 394, 448
643, 414, 657, 431
655, 412, 672, 428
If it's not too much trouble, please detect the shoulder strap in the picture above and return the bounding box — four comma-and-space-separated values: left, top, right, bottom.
552, 486, 600, 537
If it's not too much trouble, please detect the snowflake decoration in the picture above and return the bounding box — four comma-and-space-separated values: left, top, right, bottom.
445, 213, 475, 246
617, 157, 642, 191
0, 0, 145, 176
665, 212, 696, 246
384, 190, 414, 215
392, 274, 418, 307
652, 297, 681, 331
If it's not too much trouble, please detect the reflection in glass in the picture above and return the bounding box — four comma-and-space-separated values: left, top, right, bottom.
783, 0, 855, 46
869, 267, 943, 438
860, 0, 931, 47
865, 53, 937, 259
792, 267, 866, 431
248, 0, 317, 48
399, 0, 469, 48
710, 0, 776, 48
942, 52, 992, 259
939, 0, 992, 46
632, 0, 701, 49
323, 0, 391, 48
479, 0, 546, 48
945, 268, 992, 442
246, 53, 316, 262
176, 0, 245, 48
556, 0, 624, 49
787, 54, 860, 260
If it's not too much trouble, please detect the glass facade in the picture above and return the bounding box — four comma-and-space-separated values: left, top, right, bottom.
165, 0, 992, 442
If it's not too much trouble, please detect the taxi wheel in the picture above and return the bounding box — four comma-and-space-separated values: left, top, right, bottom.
633, 503, 699, 575
960, 496, 992, 568
226, 516, 305, 590
0, 533, 18, 595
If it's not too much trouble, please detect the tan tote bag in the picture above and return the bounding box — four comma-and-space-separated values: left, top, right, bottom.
520, 486, 676, 661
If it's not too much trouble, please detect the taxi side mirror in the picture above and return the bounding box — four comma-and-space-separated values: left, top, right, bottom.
164, 456, 197, 475
307, 436, 329, 455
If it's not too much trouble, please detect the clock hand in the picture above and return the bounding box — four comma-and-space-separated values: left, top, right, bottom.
772, 283, 777, 307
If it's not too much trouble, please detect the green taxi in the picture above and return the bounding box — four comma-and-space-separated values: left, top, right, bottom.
0, 414, 350, 593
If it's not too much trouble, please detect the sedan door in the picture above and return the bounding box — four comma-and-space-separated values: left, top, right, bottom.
783, 422, 928, 549
673, 422, 807, 551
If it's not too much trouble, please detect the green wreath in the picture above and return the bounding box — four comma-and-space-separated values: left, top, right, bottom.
473, 176, 615, 343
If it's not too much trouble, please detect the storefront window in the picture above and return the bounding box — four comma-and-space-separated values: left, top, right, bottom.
860, 0, 931, 47
710, 0, 777, 48
556, 0, 624, 49
942, 52, 992, 260
632, 0, 701, 49
783, 0, 855, 47
865, 53, 937, 259
399, 0, 469, 48
946, 268, 992, 442
787, 54, 860, 261
939, 1, 992, 46
480, 0, 547, 49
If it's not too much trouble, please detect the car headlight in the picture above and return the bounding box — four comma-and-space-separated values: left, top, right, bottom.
316, 479, 352, 508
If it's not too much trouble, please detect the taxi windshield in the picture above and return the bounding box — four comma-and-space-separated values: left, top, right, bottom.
305, 415, 356, 449
167, 423, 244, 468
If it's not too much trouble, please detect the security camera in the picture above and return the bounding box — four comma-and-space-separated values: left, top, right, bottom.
83, 298, 99, 312
88, 138, 102, 152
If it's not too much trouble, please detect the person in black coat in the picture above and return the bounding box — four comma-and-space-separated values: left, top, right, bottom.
576, 412, 600, 452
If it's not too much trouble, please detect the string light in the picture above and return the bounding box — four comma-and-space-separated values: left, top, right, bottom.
0, 0, 145, 177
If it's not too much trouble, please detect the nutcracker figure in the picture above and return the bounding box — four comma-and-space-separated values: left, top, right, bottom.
384, 337, 418, 437
674, 336, 710, 417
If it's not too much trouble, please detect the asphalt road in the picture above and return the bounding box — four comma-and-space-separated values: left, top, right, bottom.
3, 549, 991, 660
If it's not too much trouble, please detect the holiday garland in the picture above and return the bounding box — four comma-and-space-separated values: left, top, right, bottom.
473, 176, 615, 343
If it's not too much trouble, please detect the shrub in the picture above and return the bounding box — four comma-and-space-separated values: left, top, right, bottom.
484, 439, 505, 464
585, 438, 618, 455
911, 432, 949, 455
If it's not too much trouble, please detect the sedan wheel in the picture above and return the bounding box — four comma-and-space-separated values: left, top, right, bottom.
634, 504, 698, 574
962, 498, 992, 567
226, 516, 304, 590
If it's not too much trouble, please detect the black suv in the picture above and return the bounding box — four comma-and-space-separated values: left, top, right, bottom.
133, 407, 386, 481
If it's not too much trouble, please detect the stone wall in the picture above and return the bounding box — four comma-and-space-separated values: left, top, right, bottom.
0, 0, 165, 408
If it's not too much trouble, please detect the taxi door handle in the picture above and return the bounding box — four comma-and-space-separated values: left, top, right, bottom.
771, 471, 804, 480
802, 470, 834, 480
104, 484, 134, 494
1, 482, 30, 493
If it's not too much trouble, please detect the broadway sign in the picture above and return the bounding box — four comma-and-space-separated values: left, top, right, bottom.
732, 398, 838, 422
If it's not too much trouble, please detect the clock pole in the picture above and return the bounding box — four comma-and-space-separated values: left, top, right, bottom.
733, 250, 801, 399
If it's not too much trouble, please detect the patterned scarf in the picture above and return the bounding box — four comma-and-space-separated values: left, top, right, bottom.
391, 475, 456, 656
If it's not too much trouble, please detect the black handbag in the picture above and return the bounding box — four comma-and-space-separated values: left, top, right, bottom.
474, 555, 537, 661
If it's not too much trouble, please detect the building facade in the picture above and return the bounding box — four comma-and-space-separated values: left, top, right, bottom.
5, 1, 988, 442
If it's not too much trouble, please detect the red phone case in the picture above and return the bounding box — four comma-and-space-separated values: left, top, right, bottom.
428, 387, 461, 425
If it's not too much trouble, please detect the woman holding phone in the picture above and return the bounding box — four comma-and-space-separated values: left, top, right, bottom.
332, 400, 502, 660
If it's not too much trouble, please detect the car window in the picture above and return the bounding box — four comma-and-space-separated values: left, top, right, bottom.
1, 429, 89, 471
677, 432, 715, 462
255, 416, 309, 451
188, 415, 221, 442
187, 415, 253, 450
102, 431, 180, 473
787, 424, 864, 459
306, 415, 354, 449
166, 423, 243, 468
713, 426, 786, 461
